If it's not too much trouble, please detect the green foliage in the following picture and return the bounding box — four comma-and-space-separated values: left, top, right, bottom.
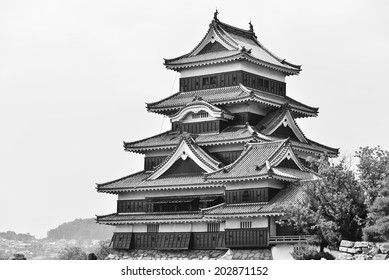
291, 244, 335, 260
47, 218, 114, 241
0, 231, 35, 242
58, 247, 87, 260
356, 146, 389, 205
281, 157, 366, 251
94, 239, 114, 260
357, 146, 389, 242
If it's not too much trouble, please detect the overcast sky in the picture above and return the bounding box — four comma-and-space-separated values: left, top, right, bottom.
1, 0, 389, 238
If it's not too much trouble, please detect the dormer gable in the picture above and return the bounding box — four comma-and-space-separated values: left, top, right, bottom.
170, 97, 234, 123
257, 105, 308, 143
147, 134, 221, 180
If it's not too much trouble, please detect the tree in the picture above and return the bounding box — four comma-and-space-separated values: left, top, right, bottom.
280, 157, 366, 251
93, 240, 113, 260
58, 247, 87, 260
356, 146, 389, 241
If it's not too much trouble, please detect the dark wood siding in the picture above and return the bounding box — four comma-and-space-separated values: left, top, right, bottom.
144, 156, 166, 171
192, 232, 225, 249
132, 233, 158, 249
212, 150, 242, 165
225, 188, 269, 203
225, 228, 268, 248
111, 232, 132, 250
132, 233, 192, 250
179, 70, 286, 96
178, 120, 220, 134
117, 200, 151, 213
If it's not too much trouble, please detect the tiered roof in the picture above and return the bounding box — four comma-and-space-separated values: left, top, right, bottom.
147, 84, 318, 118
203, 183, 306, 218
97, 183, 308, 224
206, 139, 316, 182
164, 13, 301, 75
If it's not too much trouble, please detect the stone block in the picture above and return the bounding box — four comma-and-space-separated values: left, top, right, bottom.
377, 243, 389, 254
336, 252, 354, 260
354, 241, 369, 248
340, 240, 355, 248
354, 254, 371, 260
372, 254, 388, 260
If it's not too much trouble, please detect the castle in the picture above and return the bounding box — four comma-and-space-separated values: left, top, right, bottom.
96, 12, 338, 251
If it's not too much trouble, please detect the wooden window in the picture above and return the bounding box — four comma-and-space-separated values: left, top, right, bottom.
202, 77, 209, 85
242, 190, 250, 202
192, 112, 209, 119
110, 232, 132, 249
210, 76, 217, 85
207, 223, 220, 232
264, 80, 269, 88
240, 221, 252, 229
147, 224, 159, 233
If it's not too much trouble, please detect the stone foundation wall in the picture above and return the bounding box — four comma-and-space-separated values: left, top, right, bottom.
337, 240, 389, 260
106, 249, 272, 260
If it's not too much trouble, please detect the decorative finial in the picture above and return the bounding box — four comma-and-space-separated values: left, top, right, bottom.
249, 20, 254, 32
214, 9, 219, 20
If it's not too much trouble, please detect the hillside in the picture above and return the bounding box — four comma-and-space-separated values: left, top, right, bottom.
47, 218, 114, 241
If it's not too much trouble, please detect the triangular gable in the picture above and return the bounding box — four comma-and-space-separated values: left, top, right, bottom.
197, 41, 228, 55
148, 135, 221, 180
267, 140, 307, 171
260, 107, 308, 143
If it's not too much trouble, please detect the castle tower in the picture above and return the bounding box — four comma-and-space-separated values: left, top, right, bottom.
96, 13, 338, 251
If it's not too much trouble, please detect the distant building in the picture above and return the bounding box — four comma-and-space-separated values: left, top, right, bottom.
96, 12, 338, 251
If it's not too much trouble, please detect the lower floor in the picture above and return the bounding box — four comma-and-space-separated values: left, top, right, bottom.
110, 217, 311, 251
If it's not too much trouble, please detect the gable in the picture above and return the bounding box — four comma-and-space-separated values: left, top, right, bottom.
161, 158, 206, 177
271, 125, 300, 142
198, 41, 228, 55
276, 158, 301, 170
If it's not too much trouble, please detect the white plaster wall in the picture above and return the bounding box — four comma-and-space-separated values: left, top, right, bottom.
206, 143, 244, 153
118, 187, 224, 200
114, 225, 133, 233
145, 150, 172, 157
225, 180, 284, 191
159, 223, 191, 232
132, 224, 147, 233
191, 223, 207, 232
223, 103, 269, 116
180, 61, 286, 82
226, 217, 267, 229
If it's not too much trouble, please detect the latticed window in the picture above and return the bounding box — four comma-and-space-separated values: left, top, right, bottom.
147, 224, 159, 233
240, 221, 252, 229
207, 223, 220, 232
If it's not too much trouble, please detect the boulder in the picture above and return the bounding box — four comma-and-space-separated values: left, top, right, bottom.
354, 254, 371, 260
372, 254, 388, 260
340, 240, 355, 248
354, 241, 369, 248
377, 243, 389, 254
336, 252, 354, 260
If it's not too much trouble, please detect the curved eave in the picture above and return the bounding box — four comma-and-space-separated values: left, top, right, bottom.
124, 137, 254, 154
164, 53, 300, 75
148, 96, 317, 118
98, 184, 224, 194
206, 174, 299, 183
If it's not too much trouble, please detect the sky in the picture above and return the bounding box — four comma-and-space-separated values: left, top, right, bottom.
1, 0, 389, 238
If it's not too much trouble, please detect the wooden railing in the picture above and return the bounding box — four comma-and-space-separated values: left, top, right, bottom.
269, 235, 313, 244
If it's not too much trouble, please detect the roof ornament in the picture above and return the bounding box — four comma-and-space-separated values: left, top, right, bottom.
213, 9, 219, 21
192, 96, 203, 102
249, 20, 254, 32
